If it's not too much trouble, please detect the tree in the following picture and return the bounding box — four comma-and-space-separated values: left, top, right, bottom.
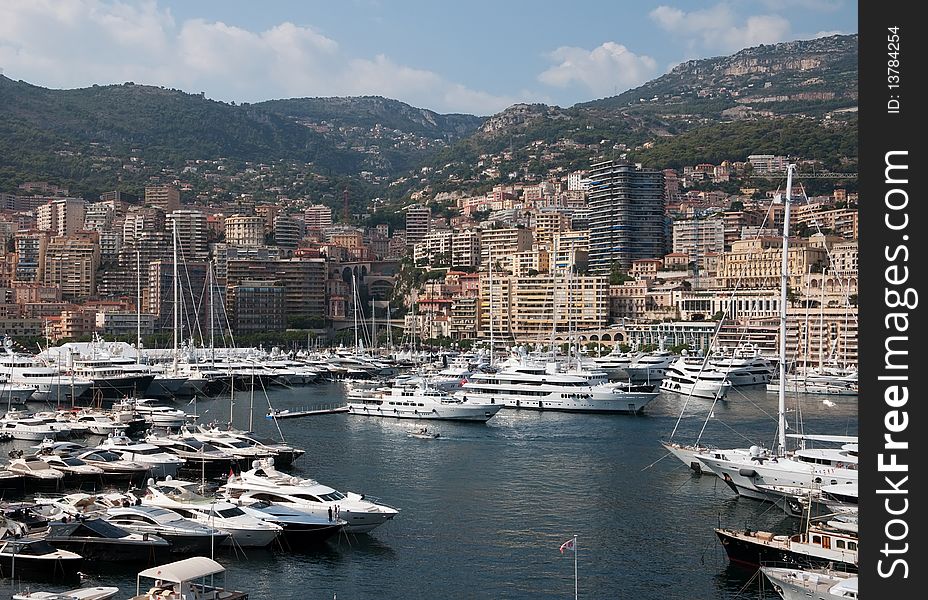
609, 262, 632, 285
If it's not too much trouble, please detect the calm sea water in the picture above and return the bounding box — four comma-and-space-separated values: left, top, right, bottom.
3, 383, 858, 599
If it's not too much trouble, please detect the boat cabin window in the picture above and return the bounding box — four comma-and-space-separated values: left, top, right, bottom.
317, 492, 345, 501
812, 535, 821, 544
212, 507, 245, 518
835, 539, 846, 549
251, 493, 286, 503
292, 494, 322, 502
848, 541, 857, 551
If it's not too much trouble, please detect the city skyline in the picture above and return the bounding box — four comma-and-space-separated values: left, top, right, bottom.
0, 0, 857, 115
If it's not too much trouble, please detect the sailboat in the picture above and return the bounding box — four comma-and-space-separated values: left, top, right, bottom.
661, 165, 855, 481
690, 165, 858, 498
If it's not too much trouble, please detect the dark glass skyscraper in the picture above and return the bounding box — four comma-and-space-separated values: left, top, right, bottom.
588, 160, 666, 275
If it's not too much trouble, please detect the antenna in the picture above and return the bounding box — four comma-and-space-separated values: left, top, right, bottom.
342, 187, 350, 223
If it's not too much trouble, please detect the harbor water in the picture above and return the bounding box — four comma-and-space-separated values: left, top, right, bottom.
3, 383, 858, 599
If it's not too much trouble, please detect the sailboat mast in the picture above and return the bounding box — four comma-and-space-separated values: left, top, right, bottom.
172, 220, 179, 373
137, 250, 142, 365
777, 164, 795, 454
489, 247, 494, 365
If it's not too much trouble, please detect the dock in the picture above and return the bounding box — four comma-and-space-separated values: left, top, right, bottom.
266, 405, 349, 419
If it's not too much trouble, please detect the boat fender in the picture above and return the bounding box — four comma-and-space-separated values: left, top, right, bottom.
738, 468, 757, 477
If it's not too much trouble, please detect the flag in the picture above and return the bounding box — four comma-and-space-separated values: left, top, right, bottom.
559, 538, 575, 554
228, 466, 235, 480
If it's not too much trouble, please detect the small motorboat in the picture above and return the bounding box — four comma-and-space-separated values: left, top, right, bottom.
13, 586, 120, 600
408, 428, 440, 440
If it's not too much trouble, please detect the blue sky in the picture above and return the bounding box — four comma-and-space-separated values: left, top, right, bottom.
0, 0, 857, 116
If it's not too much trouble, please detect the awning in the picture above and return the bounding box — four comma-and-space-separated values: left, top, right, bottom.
137, 557, 225, 583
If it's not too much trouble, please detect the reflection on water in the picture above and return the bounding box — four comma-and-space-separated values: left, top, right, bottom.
1, 384, 857, 599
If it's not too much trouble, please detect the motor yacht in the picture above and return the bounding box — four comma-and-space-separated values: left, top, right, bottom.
455, 360, 656, 413
105, 505, 230, 554
41, 517, 171, 562
659, 354, 733, 400
135, 477, 282, 548
96, 433, 186, 478
0, 538, 83, 583
34, 454, 105, 484
197, 426, 304, 467
348, 382, 503, 421
142, 433, 235, 475
112, 398, 188, 429
74, 449, 152, 483
760, 566, 858, 600
221, 459, 398, 534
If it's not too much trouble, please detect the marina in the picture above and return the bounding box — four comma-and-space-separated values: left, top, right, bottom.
0, 381, 857, 599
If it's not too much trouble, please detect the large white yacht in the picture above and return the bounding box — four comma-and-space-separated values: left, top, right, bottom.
455, 360, 658, 413
2, 341, 92, 403
659, 354, 733, 400
623, 350, 678, 384
696, 438, 859, 501
347, 382, 503, 422
221, 458, 398, 534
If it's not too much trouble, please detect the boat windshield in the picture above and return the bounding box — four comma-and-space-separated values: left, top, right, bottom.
212, 507, 245, 518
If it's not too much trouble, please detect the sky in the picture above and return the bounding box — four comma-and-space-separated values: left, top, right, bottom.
0, 0, 857, 116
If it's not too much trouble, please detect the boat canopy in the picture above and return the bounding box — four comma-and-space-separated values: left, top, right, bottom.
785, 434, 858, 444
138, 556, 226, 583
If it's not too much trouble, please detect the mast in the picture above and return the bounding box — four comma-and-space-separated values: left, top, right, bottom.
136, 250, 142, 365
777, 164, 795, 455
209, 262, 215, 365
371, 297, 376, 353
172, 220, 179, 373
352, 271, 359, 354
488, 247, 494, 366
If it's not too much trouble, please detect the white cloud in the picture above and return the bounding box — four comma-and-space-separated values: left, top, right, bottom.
538, 42, 658, 98
650, 3, 792, 53
758, 0, 847, 12
0, 0, 514, 114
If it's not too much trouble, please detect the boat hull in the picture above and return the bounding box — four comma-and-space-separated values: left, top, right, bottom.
715, 529, 857, 572
347, 403, 502, 422
42, 539, 170, 564
0, 554, 83, 583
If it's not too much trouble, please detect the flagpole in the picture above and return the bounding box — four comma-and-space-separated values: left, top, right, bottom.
573, 534, 578, 600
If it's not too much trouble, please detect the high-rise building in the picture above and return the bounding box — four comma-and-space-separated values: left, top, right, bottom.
145, 185, 181, 212
123, 207, 166, 245
14, 231, 49, 282
273, 215, 303, 250
588, 160, 665, 274
36, 198, 86, 237
167, 209, 208, 260
405, 205, 431, 246
304, 204, 333, 230
479, 227, 533, 266
225, 215, 265, 247
672, 217, 725, 264
228, 280, 286, 333
43, 232, 101, 299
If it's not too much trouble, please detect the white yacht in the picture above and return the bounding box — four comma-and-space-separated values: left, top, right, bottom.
696, 439, 859, 501
623, 350, 677, 384
768, 366, 858, 396
0, 414, 58, 441
708, 345, 775, 386
2, 339, 92, 403
96, 433, 186, 477
73, 413, 129, 435
136, 476, 282, 548
112, 398, 188, 428
659, 354, 732, 400
221, 458, 398, 534
347, 382, 503, 422
1, 379, 39, 405
457, 361, 657, 413
760, 566, 858, 600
